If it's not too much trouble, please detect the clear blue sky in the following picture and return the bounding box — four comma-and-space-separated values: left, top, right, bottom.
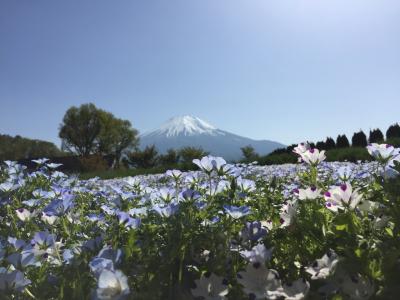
1, 0, 399, 146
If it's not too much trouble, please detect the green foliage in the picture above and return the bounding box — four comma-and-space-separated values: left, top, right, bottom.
59, 103, 139, 170
159, 148, 180, 166
178, 146, 209, 166
127, 145, 159, 168
325, 137, 336, 149
326, 147, 371, 162
386, 137, 400, 147
259, 152, 297, 165
0, 134, 63, 161
240, 145, 259, 162
336, 134, 350, 148
386, 123, 400, 140
369, 128, 384, 143
59, 103, 102, 156
352, 130, 368, 147
96, 109, 139, 168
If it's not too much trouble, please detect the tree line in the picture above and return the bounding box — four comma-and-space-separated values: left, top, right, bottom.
241, 123, 400, 164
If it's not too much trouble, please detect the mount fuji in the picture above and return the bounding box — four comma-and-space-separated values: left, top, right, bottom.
139, 116, 285, 161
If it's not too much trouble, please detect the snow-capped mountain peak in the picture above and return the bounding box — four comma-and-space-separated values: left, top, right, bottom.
144, 115, 219, 137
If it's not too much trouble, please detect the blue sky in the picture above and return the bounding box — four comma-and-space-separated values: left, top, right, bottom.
1, 0, 399, 146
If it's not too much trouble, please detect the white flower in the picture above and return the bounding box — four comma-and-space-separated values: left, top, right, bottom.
324, 183, 362, 212
240, 244, 273, 264
267, 278, 310, 300
305, 250, 339, 280
335, 269, 374, 300
95, 269, 130, 300
279, 201, 297, 228
299, 149, 326, 166
191, 273, 229, 300
15, 208, 37, 221
237, 264, 281, 299
41, 213, 58, 225
293, 143, 310, 156
367, 143, 400, 161
296, 186, 321, 200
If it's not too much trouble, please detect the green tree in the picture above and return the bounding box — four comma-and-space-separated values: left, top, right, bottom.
325, 137, 336, 150
179, 147, 209, 166
368, 128, 384, 143
159, 149, 180, 166
127, 145, 158, 168
316, 141, 326, 150
241, 145, 259, 162
59, 103, 101, 156
352, 130, 368, 147
386, 123, 400, 140
96, 110, 139, 168
0, 134, 63, 161
336, 134, 350, 148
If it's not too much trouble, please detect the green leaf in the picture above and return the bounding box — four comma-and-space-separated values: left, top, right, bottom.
335, 224, 348, 231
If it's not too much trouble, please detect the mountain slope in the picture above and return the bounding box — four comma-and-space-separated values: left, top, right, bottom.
139, 116, 285, 161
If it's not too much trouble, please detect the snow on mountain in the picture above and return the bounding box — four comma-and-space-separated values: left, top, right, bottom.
144, 116, 220, 137
140, 115, 285, 161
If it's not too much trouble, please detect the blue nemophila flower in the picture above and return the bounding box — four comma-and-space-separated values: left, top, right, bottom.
32, 231, 56, 248
166, 169, 182, 180
90, 257, 115, 278
181, 189, 201, 202
94, 269, 130, 300
153, 203, 179, 218
237, 178, 256, 193
241, 221, 267, 241
22, 199, 41, 207
116, 211, 141, 229
193, 156, 227, 174
223, 205, 251, 219
0, 268, 31, 292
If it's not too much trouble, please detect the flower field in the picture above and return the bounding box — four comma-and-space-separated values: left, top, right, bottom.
1, 143, 400, 299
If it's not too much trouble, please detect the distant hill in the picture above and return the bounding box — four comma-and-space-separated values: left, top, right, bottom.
139, 116, 285, 161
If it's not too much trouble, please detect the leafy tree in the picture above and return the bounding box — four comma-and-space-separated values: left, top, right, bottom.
127, 145, 158, 168
386, 123, 400, 140
368, 128, 384, 143
59, 103, 101, 156
325, 137, 336, 150
241, 145, 259, 162
96, 110, 139, 168
336, 134, 350, 148
316, 141, 326, 150
159, 149, 180, 166
352, 130, 368, 147
179, 147, 209, 166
